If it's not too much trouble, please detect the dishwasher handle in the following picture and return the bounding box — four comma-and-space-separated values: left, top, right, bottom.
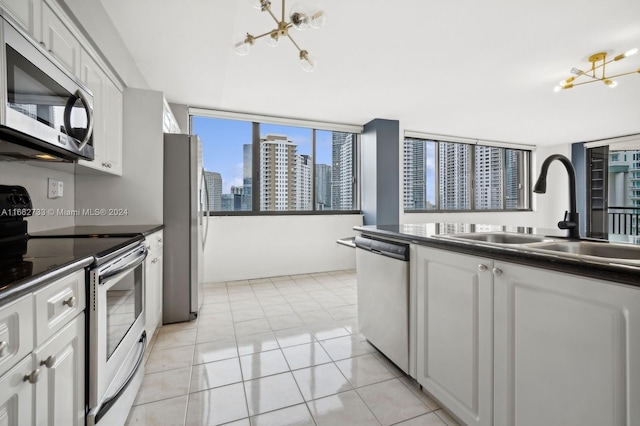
354, 236, 409, 261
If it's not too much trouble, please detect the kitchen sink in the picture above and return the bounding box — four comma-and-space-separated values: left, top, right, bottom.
526, 241, 640, 262
436, 232, 558, 245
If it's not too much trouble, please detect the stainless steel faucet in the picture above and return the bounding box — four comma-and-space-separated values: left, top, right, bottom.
533, 154, 580, 239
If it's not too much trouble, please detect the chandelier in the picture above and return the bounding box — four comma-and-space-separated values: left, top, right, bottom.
555, 48, 639, 91
234, 0, 325, 72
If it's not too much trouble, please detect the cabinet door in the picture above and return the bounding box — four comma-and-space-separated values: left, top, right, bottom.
415, 246, 493, 426
493, 262, 640, 426
0, 0, 41, 37
41, 4, 80, 75
33, 313, 84, 426
103, 77, 123, 175
77, 49, 106, 171
0, 355, 34, 426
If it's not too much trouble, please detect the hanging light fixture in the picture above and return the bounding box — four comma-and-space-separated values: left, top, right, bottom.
234, 0, 325, 72
554, 48, 640, 91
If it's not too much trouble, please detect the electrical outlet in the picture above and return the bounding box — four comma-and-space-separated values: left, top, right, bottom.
48, 178, 62, 199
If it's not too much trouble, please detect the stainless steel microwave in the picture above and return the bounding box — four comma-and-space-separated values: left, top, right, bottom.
0, 13, 94, 162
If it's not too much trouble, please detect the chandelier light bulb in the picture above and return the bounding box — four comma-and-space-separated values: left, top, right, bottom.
604, 79, 618, 88
234, 34, 254, 56
624, 48, 638, 57
266, 32, 280, 47
554, 85, 562, 93
299, 50, 316, 72
290, 3, 312, 30
310, 10, 326, 29
570, 68, 584, 76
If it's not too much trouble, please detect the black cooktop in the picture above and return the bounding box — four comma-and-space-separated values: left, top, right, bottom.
0, 236, 142, 290
29, 225, 163, 238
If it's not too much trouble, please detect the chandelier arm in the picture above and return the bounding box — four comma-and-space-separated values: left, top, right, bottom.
606, 70, 640, 79
265, 6, 280, 26
287, 33, 304, 53
282, 0, 286, 23
253, 30, 275, 40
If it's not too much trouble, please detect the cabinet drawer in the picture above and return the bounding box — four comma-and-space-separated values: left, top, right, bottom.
34, 270, 85, 346
0, 296, 33, 378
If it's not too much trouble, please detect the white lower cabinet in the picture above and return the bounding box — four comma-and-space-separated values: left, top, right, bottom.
145, 231, 164, 338
33, 313, 84, 426
493, 261, 640, 426
0, 271, 86, 426
415, 246, 494, 426
0, 355, 34, 426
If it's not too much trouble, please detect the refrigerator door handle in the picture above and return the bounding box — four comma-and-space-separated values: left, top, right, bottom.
200, 168, 210, 248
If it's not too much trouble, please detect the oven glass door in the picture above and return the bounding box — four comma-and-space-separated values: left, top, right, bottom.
105, 265, 143, 359
5, 44, 89, 140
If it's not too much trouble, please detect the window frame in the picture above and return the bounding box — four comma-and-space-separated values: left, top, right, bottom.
403, 137, 532, 213
190, 110, 361, 216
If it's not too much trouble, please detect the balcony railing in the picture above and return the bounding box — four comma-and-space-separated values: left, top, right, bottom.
609, 206, 640, 235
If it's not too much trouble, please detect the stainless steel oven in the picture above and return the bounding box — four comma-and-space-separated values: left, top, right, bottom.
0, 14, 94, 162
87, 241, 147, 426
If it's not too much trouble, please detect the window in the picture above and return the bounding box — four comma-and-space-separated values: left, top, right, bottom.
404, 138, 531, 211
193, 115, 359, 214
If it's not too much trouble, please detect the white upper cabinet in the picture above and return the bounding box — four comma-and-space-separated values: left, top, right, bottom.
0, 0, 41, 39
77, 48, 124, 176
41, 3, 80, 76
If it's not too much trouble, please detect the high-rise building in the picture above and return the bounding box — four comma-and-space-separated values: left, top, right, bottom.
504, 150, 520, 209
332, 133, 354, 210
439, 142, 471, 210
260, 134, 297, 211
474, 146, 503, 209
404, 139, 427, 210
296, 154, 312, 210
203, 171, 222, 211
243, 144, 252, 210
315, 164, 332, 210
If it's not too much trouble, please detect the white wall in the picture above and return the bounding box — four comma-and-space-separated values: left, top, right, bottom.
0, 162, 75, 232
204, 214, 362, 282
75, 88, 164, 225
399, 143, 572, 231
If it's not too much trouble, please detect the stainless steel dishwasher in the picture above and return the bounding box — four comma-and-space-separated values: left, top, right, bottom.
355, 236, 410, 373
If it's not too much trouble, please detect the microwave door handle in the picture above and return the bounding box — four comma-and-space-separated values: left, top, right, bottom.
89, 331, 147, 424
63, 90, 94, 150
99, 249, 147, 285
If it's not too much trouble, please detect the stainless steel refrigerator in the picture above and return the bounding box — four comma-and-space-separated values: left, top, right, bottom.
163, 133, 209, 323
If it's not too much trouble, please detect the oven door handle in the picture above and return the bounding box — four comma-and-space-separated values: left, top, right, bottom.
99, 248, 147, 285
92, 331, 147, 424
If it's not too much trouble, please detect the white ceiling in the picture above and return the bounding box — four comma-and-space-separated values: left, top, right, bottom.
99, 0, 640, 146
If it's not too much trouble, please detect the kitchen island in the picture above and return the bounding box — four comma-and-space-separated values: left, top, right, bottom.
354, 223, 639, 426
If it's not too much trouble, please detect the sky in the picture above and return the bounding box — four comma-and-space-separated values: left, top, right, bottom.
193, 116, 334, 193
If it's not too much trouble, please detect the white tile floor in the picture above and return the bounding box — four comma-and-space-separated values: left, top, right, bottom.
125, 270, 460, 426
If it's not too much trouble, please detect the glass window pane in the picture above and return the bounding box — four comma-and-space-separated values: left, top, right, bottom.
505, 149, 528, 209
403, 139, 436, 210
439, 142, 471, 210
259, 124, 313, 211
194, 116, 252, 212
475, 146, 504, 210
316, 130, 356, 210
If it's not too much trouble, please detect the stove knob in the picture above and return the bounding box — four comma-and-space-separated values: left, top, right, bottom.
9, 193, 20, 205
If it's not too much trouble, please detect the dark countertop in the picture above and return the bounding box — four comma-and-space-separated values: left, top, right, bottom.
354, 223, 640, 288
0, 235, 143, 306
29, 224, 164, 238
